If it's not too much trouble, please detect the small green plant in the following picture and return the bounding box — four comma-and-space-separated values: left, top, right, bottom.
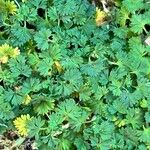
0, 0, 150, 149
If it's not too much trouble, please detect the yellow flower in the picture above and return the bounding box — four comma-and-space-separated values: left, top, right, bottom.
22, 95, 32, 105
54, 61, 63, 73
5, 1, 17, 15
0, 43, 10, 53
95, 7, 106, 26
13, 114, 31, 137
112, 116, 117, 122
140, 99, 148, 108
114, 119, 126, 127
0, 56, 8, 64
11, 47, 20, 58
118, 120, 126, 127
0, 44, 20, 63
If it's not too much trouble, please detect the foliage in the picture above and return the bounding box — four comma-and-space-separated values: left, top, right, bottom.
0, 0, 150, 149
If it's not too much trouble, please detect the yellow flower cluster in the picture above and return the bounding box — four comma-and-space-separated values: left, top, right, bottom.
22, 94, 32, 105
54, 60, 63, 73
95, 7, 106, 26
0, 0, 17, 15
140, 99, 148, 108
112, 116, 126, 127
0, 43, 20, 64
5, 1, 17, 15
13, 114, 31, 137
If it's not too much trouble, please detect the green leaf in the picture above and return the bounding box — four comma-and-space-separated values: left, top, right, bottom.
34, 99, 55, 115
128, 37, 146, 55
48, 7, 58, 21
63, 69, 83, 89
81, 59, 104, 77
138, 127, 150, 143
58, 138, 71, 150
29, 0, 47, 8
145, 112, 150, 123
11, 25, 31, 46
48, 113, 63, 132
34, 28, 51, 50
8, 55, 32, 77
57, 99, 82, 122
21, 78, 41, 94
74, 138, 87, 150
130, 14, 149, 34
0, 88, 14, 120
116, 7, 130, 26
122, 0, 144, 13
37, 58, 53, 76
79, 86, 91, 101
28, 117, 45, 140
125, 108, 143, 129
4, 89, 23, 106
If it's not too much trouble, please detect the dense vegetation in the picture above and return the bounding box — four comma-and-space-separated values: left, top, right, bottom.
0, 0, 150, 149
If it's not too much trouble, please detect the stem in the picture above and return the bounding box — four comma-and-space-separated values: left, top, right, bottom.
45, 9, 48, 21
14, 0, 20, 8
146, 122, 149, 128
0, 123, 7, 128
0, 63, 1, 69
57, 18, 60, 26
40, 127, 47, 131
27, 48, 31, 55
3, 22, 11, 27
108, 61, 118, 65
45, 113, 50, 119
24, 20, 26, 27
143, 26, 148, 34
142, 51, 147, 56
85, 115, 96, 123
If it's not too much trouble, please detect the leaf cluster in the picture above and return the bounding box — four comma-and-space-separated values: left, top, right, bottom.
0, 0, 150, 149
